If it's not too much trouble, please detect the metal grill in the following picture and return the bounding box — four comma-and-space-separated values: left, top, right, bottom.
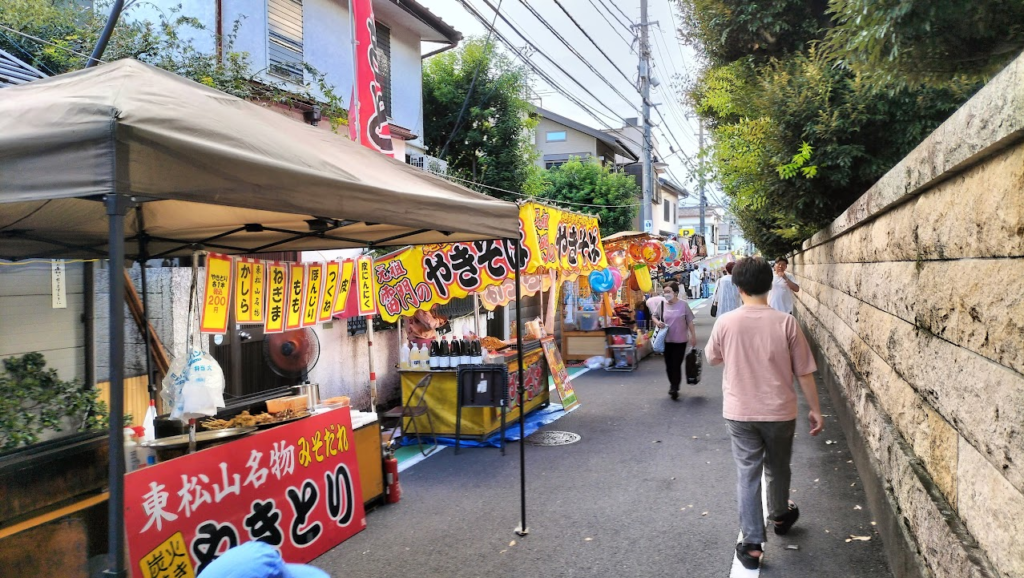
526, 431, 581, 446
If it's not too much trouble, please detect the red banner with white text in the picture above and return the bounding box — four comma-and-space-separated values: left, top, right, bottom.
124, 408, 365, 577
348, 0, 394, 156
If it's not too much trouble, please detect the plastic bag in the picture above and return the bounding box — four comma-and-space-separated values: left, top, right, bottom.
161, 252, 227, 422
162, 349, 226, 421
584, 355, 611, 369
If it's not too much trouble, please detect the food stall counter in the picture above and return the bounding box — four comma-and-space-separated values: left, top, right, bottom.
397, 343, 550, 441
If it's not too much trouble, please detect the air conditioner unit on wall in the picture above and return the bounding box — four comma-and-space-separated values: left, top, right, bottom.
408, 154, 448, 176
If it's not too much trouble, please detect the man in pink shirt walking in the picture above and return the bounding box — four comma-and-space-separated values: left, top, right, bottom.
704, 257, 824, 570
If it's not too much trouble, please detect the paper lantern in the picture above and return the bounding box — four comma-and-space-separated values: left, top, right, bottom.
663, 241, 680, 262
633, 263, 652, 292
641, 240, 663, 264
608, 249, 628, 267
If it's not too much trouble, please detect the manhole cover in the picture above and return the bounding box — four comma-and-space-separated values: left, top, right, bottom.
526, 431, 581, 446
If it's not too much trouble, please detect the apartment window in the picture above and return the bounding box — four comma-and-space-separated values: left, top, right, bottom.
268, 0, 304, 83
376, 22, 392, 118
546, 131, 567, 142
663, 200, 671, 223
545, 161, 566, 169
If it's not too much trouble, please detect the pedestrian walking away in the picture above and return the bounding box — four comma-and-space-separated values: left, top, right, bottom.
711, 261, 741, 317
649, 281, 698, 400
689, 267, 702, 301
768, 256, 800, 314
704, 256, 824, 571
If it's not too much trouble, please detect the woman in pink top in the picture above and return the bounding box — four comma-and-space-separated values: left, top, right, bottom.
704, 257, 823, 570
651, 281, 697, 400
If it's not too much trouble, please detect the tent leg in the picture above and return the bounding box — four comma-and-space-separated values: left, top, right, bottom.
512, 237, 528, 537
367, 315, 377, 412
105, 194, 130, 578
137, 220, 156, 399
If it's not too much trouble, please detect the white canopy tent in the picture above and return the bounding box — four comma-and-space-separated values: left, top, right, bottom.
0, 60, 532, 576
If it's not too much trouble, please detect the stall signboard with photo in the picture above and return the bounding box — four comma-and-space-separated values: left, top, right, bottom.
506, 349, 547, 409
541, 337, 578, 411
124, 408, 365, 578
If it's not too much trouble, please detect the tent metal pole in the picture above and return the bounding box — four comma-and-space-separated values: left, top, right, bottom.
105, 194, 130, 578
137, 214, 157, 399
512, 237, 528, 537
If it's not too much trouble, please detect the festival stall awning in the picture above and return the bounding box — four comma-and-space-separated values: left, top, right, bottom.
0, 60, 521, 260
371, 201, 609, 322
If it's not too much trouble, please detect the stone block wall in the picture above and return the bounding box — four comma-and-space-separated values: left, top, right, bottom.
790, 54, 1024, 578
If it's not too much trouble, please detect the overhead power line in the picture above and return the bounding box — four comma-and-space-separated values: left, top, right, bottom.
551, 0, 636, 88
515, 0, 638, 112
605, 0, 634, 26
596, 0, 633, 31
586, 0, 634, 49
443, 173, 642, 208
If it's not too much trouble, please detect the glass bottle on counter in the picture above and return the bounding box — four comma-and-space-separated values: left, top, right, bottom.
429, 339, 440, 370
439, 336, 451, 368
450, 337, 462, 368
470, 339, 483, 364
459, 336, 471, 365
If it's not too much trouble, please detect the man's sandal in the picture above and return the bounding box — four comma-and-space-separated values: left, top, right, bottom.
773, 501, 800, 535
735, 542, 762, 570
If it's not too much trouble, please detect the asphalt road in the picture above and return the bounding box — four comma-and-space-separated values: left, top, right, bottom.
315, 301, 893, 578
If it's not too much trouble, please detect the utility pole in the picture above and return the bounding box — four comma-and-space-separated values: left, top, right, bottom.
698, 120, 706, 241
639, 0, 654, 234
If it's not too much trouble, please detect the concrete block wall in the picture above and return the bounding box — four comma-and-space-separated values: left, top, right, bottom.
790, 53, 1024, 578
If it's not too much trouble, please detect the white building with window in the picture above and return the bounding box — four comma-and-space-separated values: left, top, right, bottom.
128, 0, 461, 161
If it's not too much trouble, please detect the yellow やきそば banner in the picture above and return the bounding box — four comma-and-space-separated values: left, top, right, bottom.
373, 239, 523, 323
519, 201, 608, 275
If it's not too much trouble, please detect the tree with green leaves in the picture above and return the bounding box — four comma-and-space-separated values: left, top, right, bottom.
422, 37, 537, 200
674, 0, 988, 256
526, 158, 639, 237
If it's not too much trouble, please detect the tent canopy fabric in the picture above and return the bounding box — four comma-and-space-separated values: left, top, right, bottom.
0, 59, 520, 260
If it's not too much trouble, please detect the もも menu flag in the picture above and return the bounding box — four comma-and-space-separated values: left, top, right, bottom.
348, 0, 394, 157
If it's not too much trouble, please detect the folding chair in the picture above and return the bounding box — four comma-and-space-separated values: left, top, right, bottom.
382, 374, 437, 456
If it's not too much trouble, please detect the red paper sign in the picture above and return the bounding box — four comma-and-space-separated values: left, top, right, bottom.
348, 0, 394, 156
125, 408, 366, 576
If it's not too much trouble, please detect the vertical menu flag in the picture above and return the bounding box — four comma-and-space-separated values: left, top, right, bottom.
200, 253, 233, 334
250, 260, 266, 324
265, 262, 288, 334
302, 263, 324, 327
234, 258, 254, 323
356, 255, 377, 316
285, 263, 306, 331
319, 261, 341, 322
332, 259, 357, 317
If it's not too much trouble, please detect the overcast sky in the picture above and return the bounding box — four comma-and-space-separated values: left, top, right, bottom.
418, 0, 717, 207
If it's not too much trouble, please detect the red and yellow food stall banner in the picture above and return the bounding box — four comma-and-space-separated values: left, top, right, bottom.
234, 258, 266, 325
519, 201, 608, 275
200, 253, 233, 334
302, 263, 324, 327
265, 262, 289, 334
373, 239, 523, 323
285, 263, 306, 331
124, 407, 366, 577
355, 255, 377, 316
